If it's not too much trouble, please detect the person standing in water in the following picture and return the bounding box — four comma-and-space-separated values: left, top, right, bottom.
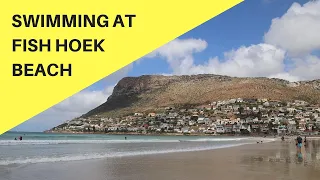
125, 137, 127, 140
304, 136, 307, 147
296, 135, 303, 153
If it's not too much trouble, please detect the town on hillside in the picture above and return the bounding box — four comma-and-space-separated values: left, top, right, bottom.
49, 98, 320, 136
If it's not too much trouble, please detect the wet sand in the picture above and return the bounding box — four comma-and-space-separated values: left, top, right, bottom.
1, 139, 320, 180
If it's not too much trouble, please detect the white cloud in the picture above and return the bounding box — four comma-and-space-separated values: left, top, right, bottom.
13, 109, 82, 132
187, 44, 286, 77
146, 36, 320, 81
53, 86, 114, 114
143, 1, 320, 82
288, 55, 320, 80
268, 72, 301, 82
146, 38, 207, 59
146, 40, 287, 77
264, 0, 320, 56
146, 38, 207, 74
13, 85, 115, 132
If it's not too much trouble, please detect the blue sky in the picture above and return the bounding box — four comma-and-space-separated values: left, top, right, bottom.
13, 0, 320, 132
90, 0, 314, 89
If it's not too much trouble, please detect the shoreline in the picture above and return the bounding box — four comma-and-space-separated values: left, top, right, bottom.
44, 131, 238, 136
4, 139, 320, 180
0, 137, 277, 166
43, 130, 320, 138
43, 130, 269, 137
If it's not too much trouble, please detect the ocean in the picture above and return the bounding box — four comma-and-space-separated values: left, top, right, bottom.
0, 132, 275, 166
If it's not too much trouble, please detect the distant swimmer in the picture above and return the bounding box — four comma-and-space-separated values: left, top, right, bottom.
125, 137, 127, 140
14, 138, 17, 140
281, 136, 285, 141
19, 136, 22, 141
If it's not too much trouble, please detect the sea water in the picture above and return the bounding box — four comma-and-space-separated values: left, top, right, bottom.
0, 132, 275, 166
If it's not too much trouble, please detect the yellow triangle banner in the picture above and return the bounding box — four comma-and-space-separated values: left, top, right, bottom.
0, 0, 243, 134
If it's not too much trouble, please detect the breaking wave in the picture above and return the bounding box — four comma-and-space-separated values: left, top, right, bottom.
0, 137, 272, 146
0, 143, 252, 166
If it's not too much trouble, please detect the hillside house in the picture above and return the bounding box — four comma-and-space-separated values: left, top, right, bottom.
263, 102, 270, 107
240, 124, 251, 133
315, 118, 320, 128
134, 113, 144, 117
225, 124, 233, 133
189, 120, 196, 126
277, 125, 287, 135
232, 124, 241, 133
245, 117, 254, 123
260, 124, 269, 133
294, 100, 308, 106
197, 117, 205, 124
181, 127, 190, 133
306, 123, 314, 131
216, 125, 225, 134
236, 98, 243, 103
177, 119, 185, 126
204, 118, 212, 125
191, 115, 199, 121
251, 124, 260, 132
148, 113, 156, 117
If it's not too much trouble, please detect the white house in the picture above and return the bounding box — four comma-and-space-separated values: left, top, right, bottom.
236, 98, 243, 103
277, 125, 287, 135
232, 124, 241, 133
189, 120, 196, 126
287, 121, 296, 134
134, 112, 144, 116
315, 118, 320, 128
216, 125, 225, 134
108, 126, 118, 131
181, 127, 189, 133
240, 124, 251, 132
197, 117, 205, 124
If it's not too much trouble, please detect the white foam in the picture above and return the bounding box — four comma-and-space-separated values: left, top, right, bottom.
0, 143, 253, 166
185, 137, 249, 142
0, 137, 264, 146
0, 139, 178, 146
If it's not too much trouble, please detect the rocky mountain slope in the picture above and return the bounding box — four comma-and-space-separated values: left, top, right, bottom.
80, 74, 320, 118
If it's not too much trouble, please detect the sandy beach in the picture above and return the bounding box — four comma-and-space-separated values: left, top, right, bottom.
1, 138, 319, 180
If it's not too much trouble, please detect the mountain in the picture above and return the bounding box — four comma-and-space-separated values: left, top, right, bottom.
80, 74, 320, 118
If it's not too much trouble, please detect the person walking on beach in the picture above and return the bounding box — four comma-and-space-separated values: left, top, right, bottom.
296, 135, 303, 153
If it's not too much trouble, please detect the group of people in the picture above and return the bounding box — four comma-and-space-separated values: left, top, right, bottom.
14, 136, 23, 141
